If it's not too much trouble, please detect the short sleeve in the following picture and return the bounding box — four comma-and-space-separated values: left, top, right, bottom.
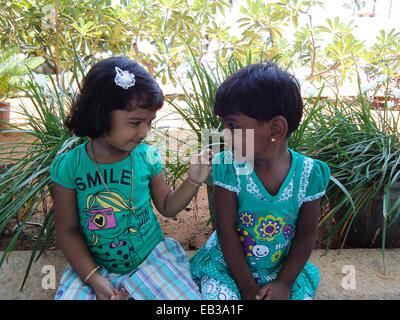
303, 159, 331, 203
49, 153, 76, 189
212, 151, 239, 193
145, 145, 164, 179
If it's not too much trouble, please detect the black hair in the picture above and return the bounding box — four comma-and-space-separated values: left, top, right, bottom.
213, 62, 303, 135
65, 56, 164, 138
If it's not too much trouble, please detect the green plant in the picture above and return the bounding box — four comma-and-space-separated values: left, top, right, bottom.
0, 0, 231, 83
301, 85, 400, 271
0, 56, 85, 290
0, 47, 44, 101
2, 0, 399, 96
1, 1, 133, 75
146, 126, 195, 188
170, 51, 271, 138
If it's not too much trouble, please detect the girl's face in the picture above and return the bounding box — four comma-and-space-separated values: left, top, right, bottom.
220, 113, 274, 161
104, 107, 157, 153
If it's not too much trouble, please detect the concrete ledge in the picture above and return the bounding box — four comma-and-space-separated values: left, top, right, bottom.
1, 249, 399, 300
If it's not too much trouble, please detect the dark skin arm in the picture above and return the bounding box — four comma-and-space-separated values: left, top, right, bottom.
256, 199, 321, 300
53, 183, 125, 299
215, 185, 259, 300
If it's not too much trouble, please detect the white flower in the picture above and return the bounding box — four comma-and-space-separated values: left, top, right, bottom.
392, 88, 400, 99
114, 67, 135, 89
361, 81, 377, 93
376, 74, 388, 83
386, 101, 395, 109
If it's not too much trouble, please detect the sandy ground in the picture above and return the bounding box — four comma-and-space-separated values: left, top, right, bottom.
1, 248, 399, 300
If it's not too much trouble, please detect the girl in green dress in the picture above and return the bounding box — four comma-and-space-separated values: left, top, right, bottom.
190, 62, 330, 300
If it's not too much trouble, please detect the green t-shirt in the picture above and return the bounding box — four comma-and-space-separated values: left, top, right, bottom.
190, 149, 331, 292
210, 149, 331, 270
50, 142, 165, 274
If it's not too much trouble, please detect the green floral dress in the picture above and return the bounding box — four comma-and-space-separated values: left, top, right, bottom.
190, 149, 330, 300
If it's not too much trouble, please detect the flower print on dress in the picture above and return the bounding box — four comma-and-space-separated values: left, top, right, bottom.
237, 228, 270, 269
283, 224, 295, 240
271, 250, 283, 263
237, 228, 256, 257
239, 212, 256, 227
254, 215, 284, 241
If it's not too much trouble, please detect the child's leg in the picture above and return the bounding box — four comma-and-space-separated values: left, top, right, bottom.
289, 261, 320, 300
200, 275, 240, 300
121, 237, 202, 300
54, 264, 96, 300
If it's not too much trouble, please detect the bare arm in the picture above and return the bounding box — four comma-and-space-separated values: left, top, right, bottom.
215, 186, 259, 300
53, 183, 127, 299
256, 199, 320, 299
150, 150, 211, 218
275, 199, 320, 287
150, 172, 200, 218
52, 183, 133, 299
53, 183, 99, 281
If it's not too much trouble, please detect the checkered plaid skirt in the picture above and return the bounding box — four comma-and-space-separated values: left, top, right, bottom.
55, 237, 202, 300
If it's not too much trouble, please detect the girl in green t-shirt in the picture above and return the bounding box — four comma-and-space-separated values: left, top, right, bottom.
190, 62, 330, 300
51, 57, 210, 300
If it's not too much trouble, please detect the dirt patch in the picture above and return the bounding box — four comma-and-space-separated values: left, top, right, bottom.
155, 186, 214, 250
0, 131, 36, 169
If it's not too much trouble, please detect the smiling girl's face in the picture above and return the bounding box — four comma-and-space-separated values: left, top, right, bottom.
103, 103, 157, 153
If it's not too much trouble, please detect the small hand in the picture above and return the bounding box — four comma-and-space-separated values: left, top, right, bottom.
111, 287, 129, 300
88, 273, 127, 300
242, 291, 258, 300
188, 149, 213, 184
241, 284, 259, 300
255, 280, 291, 300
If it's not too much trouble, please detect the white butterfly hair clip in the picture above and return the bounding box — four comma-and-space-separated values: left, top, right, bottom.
114, 67, 136, 89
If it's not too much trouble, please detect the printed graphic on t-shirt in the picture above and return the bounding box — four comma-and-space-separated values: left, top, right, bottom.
82, 189, 151, 271
237, 211, 295, 268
